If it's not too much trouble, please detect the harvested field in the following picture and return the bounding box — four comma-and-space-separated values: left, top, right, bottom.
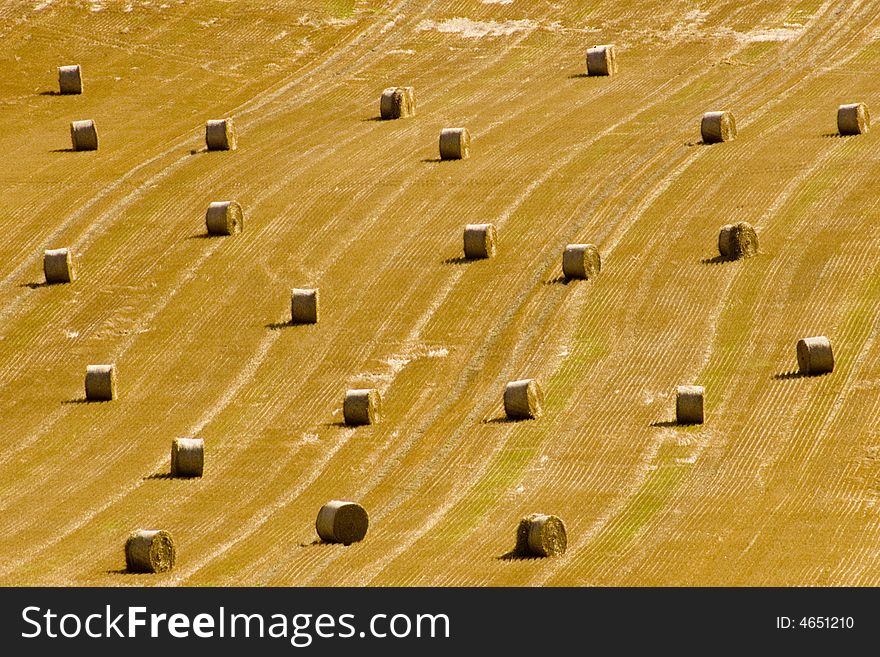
2, 0, 880, 587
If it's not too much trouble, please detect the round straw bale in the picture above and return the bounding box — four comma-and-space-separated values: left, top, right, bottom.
70, 119, 98, 151
343, 388, 380, 426
205, 200, 243, 236
316, 500, 369, 545
58, 65, 82, 95
439, 127, 470, 160
676, 385, 704, 424
701, 111, 736, 144
291, 288, 319, 324
516, 513, 566, 557
586, 44, 617, 76
380, 86, 416, 120
125, 529, 175, 573
562, 243, 601, 280
717, 222, 758, 260
797, 336, 834, 375
504, 379, 543, 420
171, 437, 204, 477
205, 118, 237, 151
463, 223, 497, 259
43, 248, 75, 284
85, 364, 116, 401
837, 103, 870, 136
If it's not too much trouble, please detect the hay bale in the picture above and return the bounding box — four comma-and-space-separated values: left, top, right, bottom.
838, 103, 870, 136
463, 223, 497, 259
380, 86, 416, 120
171, 437, 204, 477
43, 248, 75, 284
316, 500, 369, 545
676, 385, 704, 424
291, 288, 319, 324
797, 336, 834, 375
343, 388, 380, 426
439, 127, 470, 160
515, 513, 566, 557
85, 364, 116, 401
718, 222, 758, 260
701, 111, 736, 144
58, 65, 82, 95
562, 243, 601, 280
125, 529, 175, 573
205, 118, 237, 151
586, 44, 617, 76
70, 119, 98, 151
504, 379, 543, 420
205, 200, 243, 236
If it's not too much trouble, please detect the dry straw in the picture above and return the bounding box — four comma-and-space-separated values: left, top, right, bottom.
676, 385, 704, 424
291, 288, 319, 324
344, 388, 380, 426
463, 223, 497, 259
43, 248, 75, 284
562, 244, 601, 280
205, 201, 243, 236
718, 222, 758, 260
837, 103, 870, 135
439, 127, 470, 160
380, 86, 416, 119
504, 379, 543, 420
797, 336, 834, 375
515, 513, 567, 557
125, 529, 176, 573
70, 119, 98, 151
586, 44, 617, 76
58, 65, 82, 94
85, 364, 116, 401
316, 500, 369, 545
171, 437, 204, 477
701, 111, 736, 143
205, 118, 237, 151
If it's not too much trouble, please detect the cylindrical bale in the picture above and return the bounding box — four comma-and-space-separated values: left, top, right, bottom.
701, 110, 736, 144
316, 500, 369, 545
586, 44, 617, 76
717, 222, 758, 260
797, 336, 834, 375
171, 437, 204, 477
125, 529, 176, 573
838, 102, 870, 136
379, 86, 416, 119
343, 388, 380, 426
58, 65, 82, 94
85, 364, 116, 401
463, 223, 497, 259
515, 513, 566, 557
70, 119, 98, 151
43, 248, 75, 284
439, 127, 471, 160
676, 385, 704, 424
291, 288, 319, 324
205, 118, 237, 151
205, 200, 243, 236
562, 243, 601, 279
504, 379, 543, 420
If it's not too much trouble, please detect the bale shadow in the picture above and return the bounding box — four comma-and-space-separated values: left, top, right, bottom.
50, 148, 76, 153
266, 321, 292, 330
544, 275, 571, 286
700, 255, 733, 265
567, 73, 589, 79
821, 132, 844, 139
301, 539, 340, 548
323, 421, 350, 428
189, 147, 208, 155
19, 281, 51, 289
421, 157, 447, 163
483, 416, 526, 424
361, 116, 386, 122
143, 472, 176, 481
650, 420, 681, 428
187, 232, 217, 240
497, 550, 542, 561
443, 256, 470, 265
62, 398, 92, 405
773, 370, 809, 380
106, 568, 132, 575
39, 90, 61, 96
